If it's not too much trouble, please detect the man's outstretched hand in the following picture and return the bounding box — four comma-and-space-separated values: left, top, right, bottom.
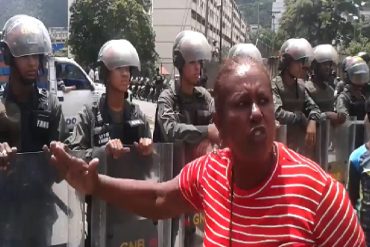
48, 141, 99, 195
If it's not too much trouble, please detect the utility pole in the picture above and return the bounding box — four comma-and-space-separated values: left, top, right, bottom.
219, 0, 223, 63
231, 1, 234, 45
257, 0, 260, 37
205, 0, 209, 38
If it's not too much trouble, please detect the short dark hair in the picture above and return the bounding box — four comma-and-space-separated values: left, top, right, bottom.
214, 57, 270, 116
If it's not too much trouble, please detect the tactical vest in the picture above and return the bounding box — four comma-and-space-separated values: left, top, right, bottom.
345, 92, 366, 121
305, 80, 335, 112
88, 100, 145, 147
273, 76, 306, 113
153, 84, 212, 143
32, 89, 53, 143
0, 88, 53, 149
273, 76, 308, 153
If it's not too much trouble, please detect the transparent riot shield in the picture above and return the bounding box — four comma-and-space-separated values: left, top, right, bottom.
327, 120, 357, 185
0, 151, 85, 247
312, 121, 330, 167
90, 143, 173, 247
171, 141, 204, 247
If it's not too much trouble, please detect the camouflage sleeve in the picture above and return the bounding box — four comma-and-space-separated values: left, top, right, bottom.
272, 81, 305, 125
135, 105, 152, 139
50, 94, 68, 142
157, 94, 208, 144
304, 90, 321, 121
205, 90, 215, 114
334, 81, 345, 100
64, 105, 93, 156
335, 93, 350, 119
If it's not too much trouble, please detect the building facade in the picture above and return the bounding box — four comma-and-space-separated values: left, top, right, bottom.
271, 0, 285, 33
152, 0, 248, 74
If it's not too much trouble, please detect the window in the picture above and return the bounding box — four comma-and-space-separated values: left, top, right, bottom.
56, 62, 91, 90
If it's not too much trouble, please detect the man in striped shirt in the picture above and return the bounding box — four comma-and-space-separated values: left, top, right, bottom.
48, 57, 365, 246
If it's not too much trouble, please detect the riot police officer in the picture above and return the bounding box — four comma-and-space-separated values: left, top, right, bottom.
0, 15, 66, 154
334, 56, 352, 100
65, 39, 152, 247
272, 38, 321, 154
228, 43, 263, 63
336, 56, 369, 148
306, 44, 345, 125
357, 51, 370, 97
153, 30, 219, 159
66, 39, 152, 158
0, 15, 67, 246
153, 30, 218, 247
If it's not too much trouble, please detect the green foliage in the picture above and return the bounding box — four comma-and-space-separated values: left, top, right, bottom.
250, 28, 279, 57
69, 0, 157, 77
278, 0, 359, 47
345, 36, 370, 55
134, 0, 152, 12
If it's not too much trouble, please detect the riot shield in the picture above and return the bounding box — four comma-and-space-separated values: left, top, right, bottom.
171, 142, 204, 247
327, 120, 357, 185
311, 121, 330, 167
90, 143, 173, 247
0, 151, 85, 247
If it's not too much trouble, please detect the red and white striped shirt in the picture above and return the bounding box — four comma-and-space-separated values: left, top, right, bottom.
179, 142, 365, 247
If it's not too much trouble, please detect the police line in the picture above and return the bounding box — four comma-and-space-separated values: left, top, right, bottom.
276, 119, 367, 185
0, 127, 363, 247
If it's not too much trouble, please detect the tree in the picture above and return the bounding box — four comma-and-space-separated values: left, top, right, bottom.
249, 28, 279, 57
69, 0, 157, 77
277, 0, 362, 48
345, 36, 370, 55
134, 0, 151, 12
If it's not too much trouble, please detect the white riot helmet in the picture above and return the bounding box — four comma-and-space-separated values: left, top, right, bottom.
279, 38, 313, 69
345, 56, 369, 86
97, 39, 140, 71
173, 30, 211, 71
313, 44, 339, 65
1, 15, 52, 64
228, 43, 263, 63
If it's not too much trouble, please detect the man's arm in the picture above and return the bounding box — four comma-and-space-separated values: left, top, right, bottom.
95, 175, 194, 219
51, 95, 69, 142
49, 141, 205, 220
347, 160, 361, 209
335, 93, 350, 120
303, 90, 321, 122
